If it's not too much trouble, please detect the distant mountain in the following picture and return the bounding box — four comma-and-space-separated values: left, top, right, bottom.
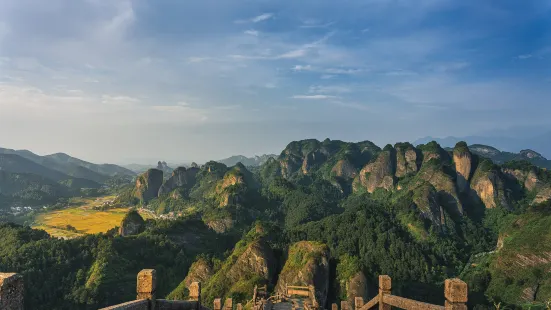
0, 148, 135, 183
217, 154, 277, 167
414, 131, 551, 158
0, 170, 70, 207
0, 153, 70, 182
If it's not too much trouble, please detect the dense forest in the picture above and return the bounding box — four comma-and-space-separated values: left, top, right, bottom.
2, 139, 551, 309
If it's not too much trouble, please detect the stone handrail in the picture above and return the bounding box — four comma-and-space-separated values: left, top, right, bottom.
335, 275, 467, 310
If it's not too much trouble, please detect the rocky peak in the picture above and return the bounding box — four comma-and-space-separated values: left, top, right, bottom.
453, 142, 473, 193
119, 210, 145, 236
134, 168, 163, 203
394, 142, 419, 178
355, 148, 395, 193
469, 144, 501, 157
276, 241, 330, 308
158, 166, 199, 196
470, 160, 510, 209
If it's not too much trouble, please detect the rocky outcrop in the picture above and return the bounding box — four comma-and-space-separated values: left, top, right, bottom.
453, 142, 473, 193
205, 218, 234, 233
158, 167, 199, 196
502, 167, 551, 205
395, 143, 419, 178
213, 164, 256, 207
346, 272, 368, 306
412, 184, 446, 228
183, 258, 214, 289
277, 241, 330, 308
119, 210, 145, 236
354, 148, 395, 193
302, 150, 327, 174
471, 162, 510, 209
134, 169, 163, 203
535, 187, 551, 204
331, 160, 357, 179
228, 239, 275, 281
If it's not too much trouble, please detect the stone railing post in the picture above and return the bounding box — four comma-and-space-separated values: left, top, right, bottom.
189, 281, 201, 309
253, 285, 258, 302
214, 298, 222, 310
378, 275, 391, 310
445, 279, 468, 310
355, 297, 364, 310
340, 301, 349, 310
137, 269, 156, 310
224, 298, 233, 310
237, 303, 243, 310
332, 303, 338, 310
0, 273, 24, 310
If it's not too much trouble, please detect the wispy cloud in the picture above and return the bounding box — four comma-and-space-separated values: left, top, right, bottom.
244, 30, 259, 36
517, 54, 533, 60
292, 94, 337, 100
309, 85, 351, 94
235, 13, 273, 24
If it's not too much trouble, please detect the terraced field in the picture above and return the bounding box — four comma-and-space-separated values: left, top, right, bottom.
32, 196, 152, 238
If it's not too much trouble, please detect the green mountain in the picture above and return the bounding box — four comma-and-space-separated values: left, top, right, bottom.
0, 148, 135, 182
3, 138, 551, 309
445, 144, 551, 169
217, 154, 277, 167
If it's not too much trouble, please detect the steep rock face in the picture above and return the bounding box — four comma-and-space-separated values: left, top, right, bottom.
502, 167, 551, 205
205, 218, 234, 234
395, 143, 419, 178
158, 167, 199, 196
302, 150, 327, 174
134, 169, 163, 203
276, 241, 330, 308
184, 258, 214, 288
213, 164, 257, 207
412, 160, 463, 216
331, 160, 358, 179
471, 161, 510, 209
355, 148, 395, 193
227, 239, 275, 281
453, 142, 473, 193
412, 184, 446, 228
118, 210, 145, 236
419, 141, 451, 164
535, 187, 551, 204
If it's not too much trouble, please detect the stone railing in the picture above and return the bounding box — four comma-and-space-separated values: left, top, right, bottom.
335, 275, 467, 310
0, 273, 24, 310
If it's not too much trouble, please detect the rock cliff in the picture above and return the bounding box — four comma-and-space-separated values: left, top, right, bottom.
276, 241, 330, 308
394, 142, 419, 178
354, 147, 395, 193
134, 169, 163, 203
158, 167, 199, 197
119, 210, 145, 236
453, 142, 473, 193
470, 160, 510, 209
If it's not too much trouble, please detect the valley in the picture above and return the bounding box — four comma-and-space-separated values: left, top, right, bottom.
31, 196, 154, 238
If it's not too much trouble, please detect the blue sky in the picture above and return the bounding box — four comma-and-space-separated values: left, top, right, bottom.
0, 0, 550, 164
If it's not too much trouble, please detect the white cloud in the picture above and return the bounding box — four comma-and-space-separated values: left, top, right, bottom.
292, 94, 337, 100
292, 65, 312, 71
252, 13, 274, 23
517, 54, 533, 60
278, 49, 307, 59
235, 13, 274, 24
244, 30, 259, 36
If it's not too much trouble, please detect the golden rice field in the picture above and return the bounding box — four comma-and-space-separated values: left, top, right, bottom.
32, 196, 152, 239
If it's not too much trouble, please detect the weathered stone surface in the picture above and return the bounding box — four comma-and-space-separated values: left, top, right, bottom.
453, 142, 473, 193
99, 300, 149, 310
137, 269, 156, 300
228, 239, 275, 281
158, 167, 199, 196
355, 149, 395, 193
395, 143, 419, 178
0, 273, 23, 310
413, 185, 446, 228
184, 259, 214, 290
189, 282, 201, 302
134, 169, 163, 203
205, 218, 234, 234
521, 285, 538, 302
276, 242, 330, 308
444, 279, 468, 303
331, 160, 358, 180
471, 167, 510, 209
119, 210, 145, 236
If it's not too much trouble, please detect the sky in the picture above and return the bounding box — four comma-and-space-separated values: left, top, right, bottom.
0, 0, 550, 164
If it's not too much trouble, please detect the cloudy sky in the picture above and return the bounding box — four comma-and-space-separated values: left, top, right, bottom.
0, 0, 550, 164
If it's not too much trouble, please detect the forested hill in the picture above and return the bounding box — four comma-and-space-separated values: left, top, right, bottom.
2, 139, 551, 309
